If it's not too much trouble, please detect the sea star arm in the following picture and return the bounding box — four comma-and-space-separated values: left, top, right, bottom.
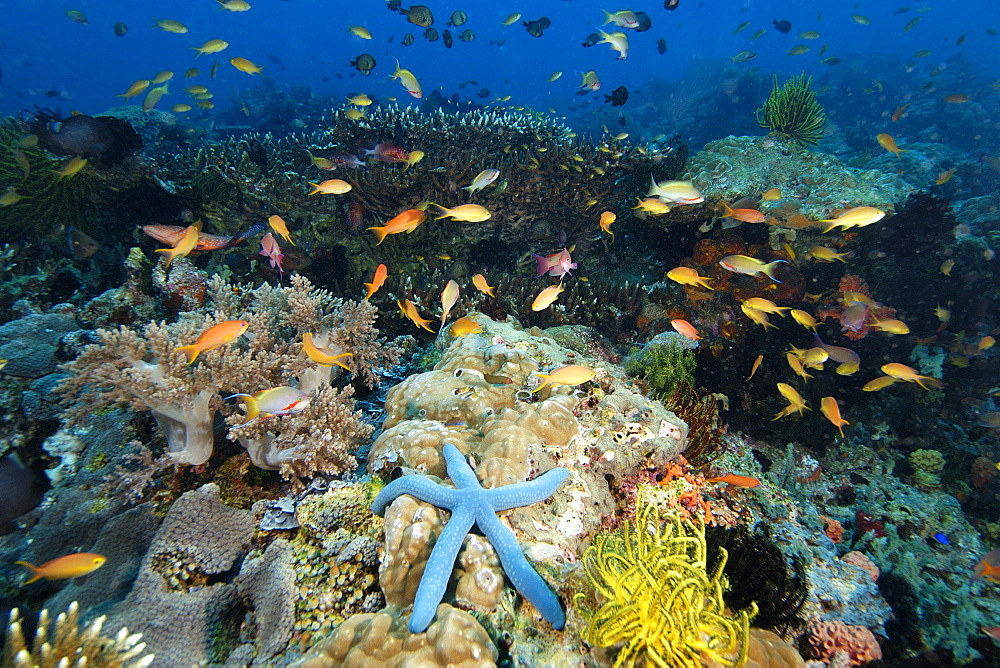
486, 468, 570, 511
409, 503, 475, 633
476, 506, 566, 630
370, 474, 459, 515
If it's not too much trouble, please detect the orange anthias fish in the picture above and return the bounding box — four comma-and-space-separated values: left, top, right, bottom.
746, 354, 763, 380
971, 549, 1000, 583
16, 553, 106, 584
301, 333, 352, 370
174, 320, 250, 364
599, 211, 617, 236
155, 222, 201, 267
880, 362, 941, 389
531, 283, 565, 311
449, 316, 482, 337
707, 473, 761, 488
227, 386, 311, 426
936, 167, 957, 185
368, 209, 426, 244
268, 214, 295, 245
877, 133, 906, 157
533, 365, 595, 392
472, 273, 495, 297
891, 103, 910, 122
439, 279, 460, 330
398, 298, 434, 332
671, 319, 700, 341
666, 266, 713, 290
820, 396, 849, 437
363, 264, 388, 300
720, 202, 766, 223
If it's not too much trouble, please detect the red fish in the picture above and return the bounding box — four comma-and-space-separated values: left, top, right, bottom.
259, 232, 284, 279
346, 201, 366, 234
363, 143, 409, 163
142, 224, 262, 251
533, 248, 577, 278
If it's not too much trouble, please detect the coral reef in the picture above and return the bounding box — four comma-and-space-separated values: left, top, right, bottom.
578, 488, 754, 667
756, 74, 827, 147
60, 274, 398, 478
802, 620, 882, 666
4, 601, 152, 668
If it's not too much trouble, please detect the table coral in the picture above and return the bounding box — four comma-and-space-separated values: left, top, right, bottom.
371, 442, 569, 633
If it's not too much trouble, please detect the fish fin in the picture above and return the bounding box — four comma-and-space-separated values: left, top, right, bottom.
324, 353, 353, 371
367, 226, 389, 245
229, 394, 259, 425
762, 260, 787, 282
173, 344, 200, 365
14, 561, 41, 583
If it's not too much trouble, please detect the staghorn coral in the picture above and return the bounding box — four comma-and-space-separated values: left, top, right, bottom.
60, 274, 399, 476
4, 601, 153, 668
756, 74, 826, 147
578, 488, 755, 667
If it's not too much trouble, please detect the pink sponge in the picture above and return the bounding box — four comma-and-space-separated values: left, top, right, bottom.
805, 620, 882, 665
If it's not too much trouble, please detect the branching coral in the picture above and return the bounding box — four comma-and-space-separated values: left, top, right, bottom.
60, 274, 399, 479
756, 74, 826, 147
578, 490, 755, 667
626, 336, 697, 402
4, 601, 153, 668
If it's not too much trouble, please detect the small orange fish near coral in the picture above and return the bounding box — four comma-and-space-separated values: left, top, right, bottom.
971, 549, 1000, 583
174, 320, 249, 364
707, 473, 760, 488
670, 319, 700, 341
16, 553, 106, 584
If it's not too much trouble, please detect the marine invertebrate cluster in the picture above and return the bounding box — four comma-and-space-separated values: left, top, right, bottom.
756, 74, 827, 147
802, 620, 882, 666
4, 602, 152, 668
578, 490, 754, 667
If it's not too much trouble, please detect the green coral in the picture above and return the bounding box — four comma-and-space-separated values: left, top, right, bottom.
756, 74, 827, 147
578, 489, 754, 667
626, 339, 696, 402
909, 448, 946, 491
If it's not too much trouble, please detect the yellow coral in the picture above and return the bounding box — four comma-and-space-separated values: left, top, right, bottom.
579, 490, 754, 667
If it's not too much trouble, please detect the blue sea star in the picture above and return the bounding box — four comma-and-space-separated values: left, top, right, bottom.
371, 442, 569, 633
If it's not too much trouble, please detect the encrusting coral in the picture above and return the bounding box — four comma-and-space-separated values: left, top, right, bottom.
578, 488, 755, 667
60, 273, 400, 483
4, 601, 153, 668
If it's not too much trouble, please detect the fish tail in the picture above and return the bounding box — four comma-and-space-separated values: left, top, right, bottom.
14, 561, 41, 584
762, 260, 787, 282
329, 353, 353, 371
363, 282, 376, 299
720, 201, 735, 217
173, 344, 201, 365
226, 394, 259, 425
226, 223, 266, 249
367, 226, 389, 245
428, 203, 449, 219
533, 254, 551, 277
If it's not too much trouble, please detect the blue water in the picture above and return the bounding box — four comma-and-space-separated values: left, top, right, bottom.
1, 0, 996, 130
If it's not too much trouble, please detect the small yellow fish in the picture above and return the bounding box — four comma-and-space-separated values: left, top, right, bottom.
153, 18, 188, 33
863, 376, 899, 392
0, 188, 23, 207
192, 39, 229, 57
184, 68, 200, 78
666, 266, 713, 290
502, 13, 522, 26
53, 156, 87, 180
532, 283, 564, 311
307, 151, 333, 170
599, 211, 617, 237
230, 57, 262, 75
174, 318, 248, 364
65, 10, 89, 24
347, 25, 372, 39
786, 352, 813, 382
308, 179, 352, 195
170, 104, 192, 113
301, 333, 352, 370
439, 279, 460, 330
533, 365, 595, 392
345, 108, 366, 121
391, 58, 422, 99
773, 383, 809, 420
117, 79, 151, 100
472, 273, 495, 297
218, 0, 252, 11
747, 354, 764, 380
431, 203, 491, 223
347, 93, 372, 106
934, 305, 951, 323
16, 553, 106, 584
881, 363, 940, 389
397, 298, 434, 333
185, 85, 209, 95
151, 70, 174, 84
449, 317, 482, 337
142, 83, 169, 111
852, 14, 871, 25
633, 198, 671, 215
869, 316, 910, 335
820, 207, 886, 233
809, 246, 850, 262
740, 303, 776, 330
268, 214, 294, 245
762, 187, 782, 201
547, 71, 563, 82
936, 167, 957, 185
877, 133, 906, 156
820, 397, 849, 437
742, 297, 790, 316
403, 150, 424, 171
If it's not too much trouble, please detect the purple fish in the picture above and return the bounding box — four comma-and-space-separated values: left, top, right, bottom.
533, 248, 577, 278
840, 302, 868, 332
260, 232, 284, 280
